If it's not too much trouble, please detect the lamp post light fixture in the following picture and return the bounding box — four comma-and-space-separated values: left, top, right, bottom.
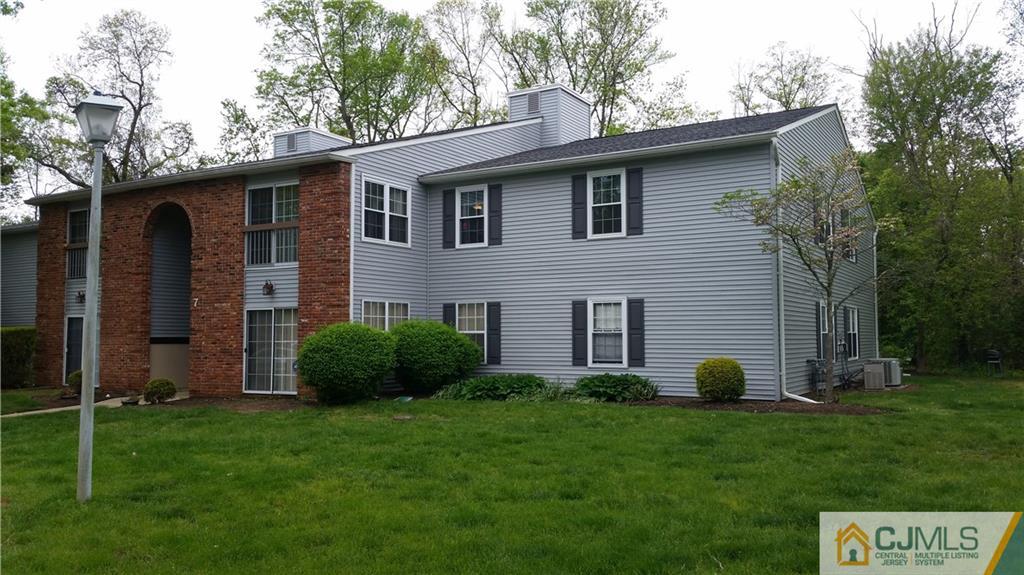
73, 91, 122, 503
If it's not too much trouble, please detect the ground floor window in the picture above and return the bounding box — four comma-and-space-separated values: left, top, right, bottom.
362, 300, 410, 330
845, 307, 860, 359
589, 298, 626, 366
245, 308, 297, 394
457, 302, 486, 361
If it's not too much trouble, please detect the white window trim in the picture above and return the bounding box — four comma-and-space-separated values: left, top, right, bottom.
819, 300, 838, 361
455, 301, 487, 363
361, 174, 412, 248
360, 299, 410, 330
587, 296, 627, 368
455, 184, 488, 249
242, 307, 299, 395
846, 306, 860, 360
586, 168, 627, 240
245, 181, 300, 268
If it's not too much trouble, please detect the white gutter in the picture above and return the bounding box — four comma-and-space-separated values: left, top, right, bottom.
26, 151, 357, 206
772, 137, 820, 404
419, 131, 776, 184
873, 228, 880, 357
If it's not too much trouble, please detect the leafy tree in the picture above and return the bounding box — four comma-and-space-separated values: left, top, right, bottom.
1, 48, 47, 214
484, 0, 672, 136
1004, 0, 1024, 49
861, 9, 1024, 369
716, 149, 878, 402
24, 10, 204, 189
255, 0, 442, 143
730, 42, 842, 115
426, 0, 505, 128
216, 99, 272, 164
620, 74, 717, 134
0, 0, 22, 17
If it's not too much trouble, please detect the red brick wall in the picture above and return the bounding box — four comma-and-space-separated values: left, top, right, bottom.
33, 162, 351, 397
297, 163, 351, 398
34, 203, 68, 388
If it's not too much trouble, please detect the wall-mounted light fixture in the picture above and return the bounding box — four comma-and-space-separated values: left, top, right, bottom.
76, 291, 86, 304
262, 281, 275, 296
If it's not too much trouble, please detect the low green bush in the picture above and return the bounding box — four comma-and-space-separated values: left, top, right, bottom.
434, 374, 547, 400
298, 322, 396, 404
144, 378, 177, 403
574, 373, 659, 402
66, 369, 82, 396
1, 326, 36, 389
695, 357, 746, 401
392, 320, 481, 394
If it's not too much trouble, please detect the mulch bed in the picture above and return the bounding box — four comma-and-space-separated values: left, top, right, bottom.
147, 396, 313, 413
629, 396, 888, 415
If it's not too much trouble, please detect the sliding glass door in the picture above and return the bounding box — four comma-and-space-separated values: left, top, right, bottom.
245, 308, 297, 394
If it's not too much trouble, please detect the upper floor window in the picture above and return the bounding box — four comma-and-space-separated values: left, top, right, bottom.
67, 209, 89, 279
457, 186, 487, 247
840, 209, 857, 262
247, 184, 298, 266
588, 169, 625, 238
363, 179, 409, 245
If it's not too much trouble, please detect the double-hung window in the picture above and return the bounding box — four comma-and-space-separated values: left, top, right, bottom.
845, 307, 860, 359
840, 208, 857, 262
589, 298, 626, 366
67, 209, 89, 279
818, 301, 840, 360
361, 300, 410, 330
246, 184, 299, 266
456, 302, 486, 360
363, 179, 409, 245
456, 186, 487, 247
588, 169, 625, 238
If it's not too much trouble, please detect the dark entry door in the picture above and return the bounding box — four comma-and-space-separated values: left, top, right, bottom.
65, 317, 83, 382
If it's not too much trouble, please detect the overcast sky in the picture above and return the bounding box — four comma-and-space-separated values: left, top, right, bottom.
0, 0, 1012, 155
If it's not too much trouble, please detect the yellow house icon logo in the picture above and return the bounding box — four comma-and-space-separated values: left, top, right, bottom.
836, 522, 871, 566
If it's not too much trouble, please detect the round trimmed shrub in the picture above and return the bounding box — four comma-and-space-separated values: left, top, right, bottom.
66, 369, 83, 396
435, 374, 547, 401
391, 320, 481, 394
298, 322, 396, 404
574, 373, 659, 402
695, 357, 746, 401
144, 378, 177, 403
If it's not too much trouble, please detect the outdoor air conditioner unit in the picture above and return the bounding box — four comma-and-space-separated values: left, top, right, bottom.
867, 358, 902, 387
864, 364, 885, 390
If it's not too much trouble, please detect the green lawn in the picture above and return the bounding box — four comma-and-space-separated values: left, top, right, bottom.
2, 376, 1022, 574
1, 387, 62, 415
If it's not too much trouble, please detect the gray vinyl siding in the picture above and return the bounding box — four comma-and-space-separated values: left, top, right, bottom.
273, 131, 309, 157
351, 122, 542, 324
246, 265, 298, 308
1, 228, 38, 326
508, 87, 591, 146
426, 145, 780, 399
150, 209, 191, 338
776, 110, 878, 395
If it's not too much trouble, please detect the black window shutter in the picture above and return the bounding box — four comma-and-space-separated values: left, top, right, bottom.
627, 298, 645, 367
486, 302, 501, 365
626, 167, 643, 236
488, 184, 502, 246
571, 175, 587, 239
442, 303, 456, 327
442, 189, 456, 249
571, 300, 587, 366
815, 303, 822, 360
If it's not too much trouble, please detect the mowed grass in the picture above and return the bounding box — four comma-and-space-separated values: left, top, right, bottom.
1, 387, 61, 415
2, 376, 1022, 574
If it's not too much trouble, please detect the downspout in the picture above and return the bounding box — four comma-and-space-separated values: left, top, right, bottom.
873, 228, 879, 357
772, 138, 819, 404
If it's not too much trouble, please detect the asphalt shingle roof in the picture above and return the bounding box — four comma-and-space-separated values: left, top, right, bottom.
426, 105, 834, 177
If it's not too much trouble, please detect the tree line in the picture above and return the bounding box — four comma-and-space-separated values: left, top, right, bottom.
1, 0, 1021, 370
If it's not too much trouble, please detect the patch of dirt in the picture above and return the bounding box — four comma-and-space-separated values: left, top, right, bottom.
147, 396, 312, 413
629, 396, 888, 415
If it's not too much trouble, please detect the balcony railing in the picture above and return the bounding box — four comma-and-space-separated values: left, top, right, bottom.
67, 246, 87, 279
